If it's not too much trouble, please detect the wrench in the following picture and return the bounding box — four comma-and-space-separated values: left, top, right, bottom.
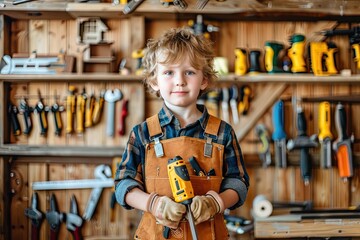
83, 164, 112, 221
104, 89, 123, 136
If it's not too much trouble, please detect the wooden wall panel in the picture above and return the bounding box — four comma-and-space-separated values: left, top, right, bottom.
3, 18, 360, 240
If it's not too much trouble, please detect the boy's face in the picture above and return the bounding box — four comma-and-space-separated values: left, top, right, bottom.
150, 54, 208, 109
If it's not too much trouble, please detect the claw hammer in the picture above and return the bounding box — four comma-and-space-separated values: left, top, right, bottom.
104, 89, 122, 136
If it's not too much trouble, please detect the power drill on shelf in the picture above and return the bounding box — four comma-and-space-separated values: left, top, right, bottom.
320, 26, 360, 69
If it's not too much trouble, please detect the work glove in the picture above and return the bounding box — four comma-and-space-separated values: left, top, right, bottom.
190, 190, 225, 225
147, 193, 186, 229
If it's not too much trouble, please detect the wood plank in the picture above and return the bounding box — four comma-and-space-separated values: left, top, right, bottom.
235, 83, 287, 141
29, 20, 49, 54
255, 217, 360, 238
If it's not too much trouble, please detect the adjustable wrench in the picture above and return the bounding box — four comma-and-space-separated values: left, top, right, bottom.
104, 89, 122, 137
83, 164, 112, 221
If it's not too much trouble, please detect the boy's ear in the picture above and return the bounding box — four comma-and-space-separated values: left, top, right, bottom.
200, 78, 209, 90
149, 81, 159, 91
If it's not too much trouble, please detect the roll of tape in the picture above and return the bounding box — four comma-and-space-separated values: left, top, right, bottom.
252, 195, 273, 218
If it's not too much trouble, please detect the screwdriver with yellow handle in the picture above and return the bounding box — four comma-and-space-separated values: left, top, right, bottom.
92, 90, 105, 125
167, 156, 198, 240
85, 92, 95, 128
66, 86, 76, 134
76, 88, 87, 135
318, 101, 333, 168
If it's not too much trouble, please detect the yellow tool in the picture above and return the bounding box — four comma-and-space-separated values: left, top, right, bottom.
85, 92, 95, 128
234, 48, 248, 76
288, 34, 307, 73
76, 88, 86, 135
318, 101, 333, 168
238, 85, 252, 115
132, 49, 144, 76
265, 41, 284, 73
353, 44, 360, 69
92, 90, 105, 125
309, 41, 338, 76
66, 85, 76, 134
167, 156, 198, 240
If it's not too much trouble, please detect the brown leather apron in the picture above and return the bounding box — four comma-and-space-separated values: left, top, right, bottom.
134, 114, 229, 240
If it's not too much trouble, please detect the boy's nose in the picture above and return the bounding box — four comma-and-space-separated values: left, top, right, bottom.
175, 74, 186, 86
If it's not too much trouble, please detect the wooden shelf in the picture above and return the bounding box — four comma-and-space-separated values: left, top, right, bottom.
2, 73, 360, 83
0, 144, 123, 157
1, 0, 360, 20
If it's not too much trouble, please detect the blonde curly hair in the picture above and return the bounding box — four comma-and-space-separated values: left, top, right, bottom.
142, 27, 217, 97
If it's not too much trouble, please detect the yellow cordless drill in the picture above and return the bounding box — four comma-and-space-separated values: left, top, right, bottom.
167, 156, 198, 240
309, 41, 338, 76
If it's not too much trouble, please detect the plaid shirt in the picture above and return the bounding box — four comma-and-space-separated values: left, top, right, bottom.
115, 104, 249, 210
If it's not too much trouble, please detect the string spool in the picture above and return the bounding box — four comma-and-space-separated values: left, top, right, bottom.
252, 195, 273, 218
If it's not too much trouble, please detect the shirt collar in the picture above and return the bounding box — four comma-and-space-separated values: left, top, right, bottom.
158, 103, 210, 130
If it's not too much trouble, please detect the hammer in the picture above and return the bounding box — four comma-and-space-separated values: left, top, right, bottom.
287, 106, 318, 185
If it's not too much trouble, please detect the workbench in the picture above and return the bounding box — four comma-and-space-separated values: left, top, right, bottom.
255, 214, 360, 238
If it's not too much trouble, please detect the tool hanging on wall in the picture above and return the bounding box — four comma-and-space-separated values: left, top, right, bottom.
8, 103, 21, 136
105, 89, 122, 137
67, 195, 83, 240
238, 85, 252, 115
51, 93, 64, 136
287, 106, 318, 185
76, 88, 87, 135
333, 103, 354, 181
92, 90, 105, 125
255, 124, 271, 168
19, 97, 33, 135
66, 86, 76, 135
229, 86, 239, 124
118, 99, 129, 136
34, 90, 49, 136
24, 192, 44, 240
318, 101, 333, 168
85, 91, 95, 128
271, 100, 287, 168
221, 87, 230, 123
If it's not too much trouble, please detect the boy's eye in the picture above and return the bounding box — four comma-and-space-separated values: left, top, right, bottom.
164, 70, 173, 76
185, 70, 195, 75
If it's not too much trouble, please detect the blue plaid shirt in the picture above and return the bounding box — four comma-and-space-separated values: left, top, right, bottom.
115, 104, 249, 210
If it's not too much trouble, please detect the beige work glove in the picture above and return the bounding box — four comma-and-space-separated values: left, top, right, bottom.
190, 190, 225, 225
147, 193, 186, 229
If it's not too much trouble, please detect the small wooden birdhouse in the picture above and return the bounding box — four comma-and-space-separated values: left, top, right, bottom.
77, 17, 109, 44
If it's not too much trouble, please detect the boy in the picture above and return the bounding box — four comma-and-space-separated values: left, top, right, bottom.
115, 27, 249, 239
